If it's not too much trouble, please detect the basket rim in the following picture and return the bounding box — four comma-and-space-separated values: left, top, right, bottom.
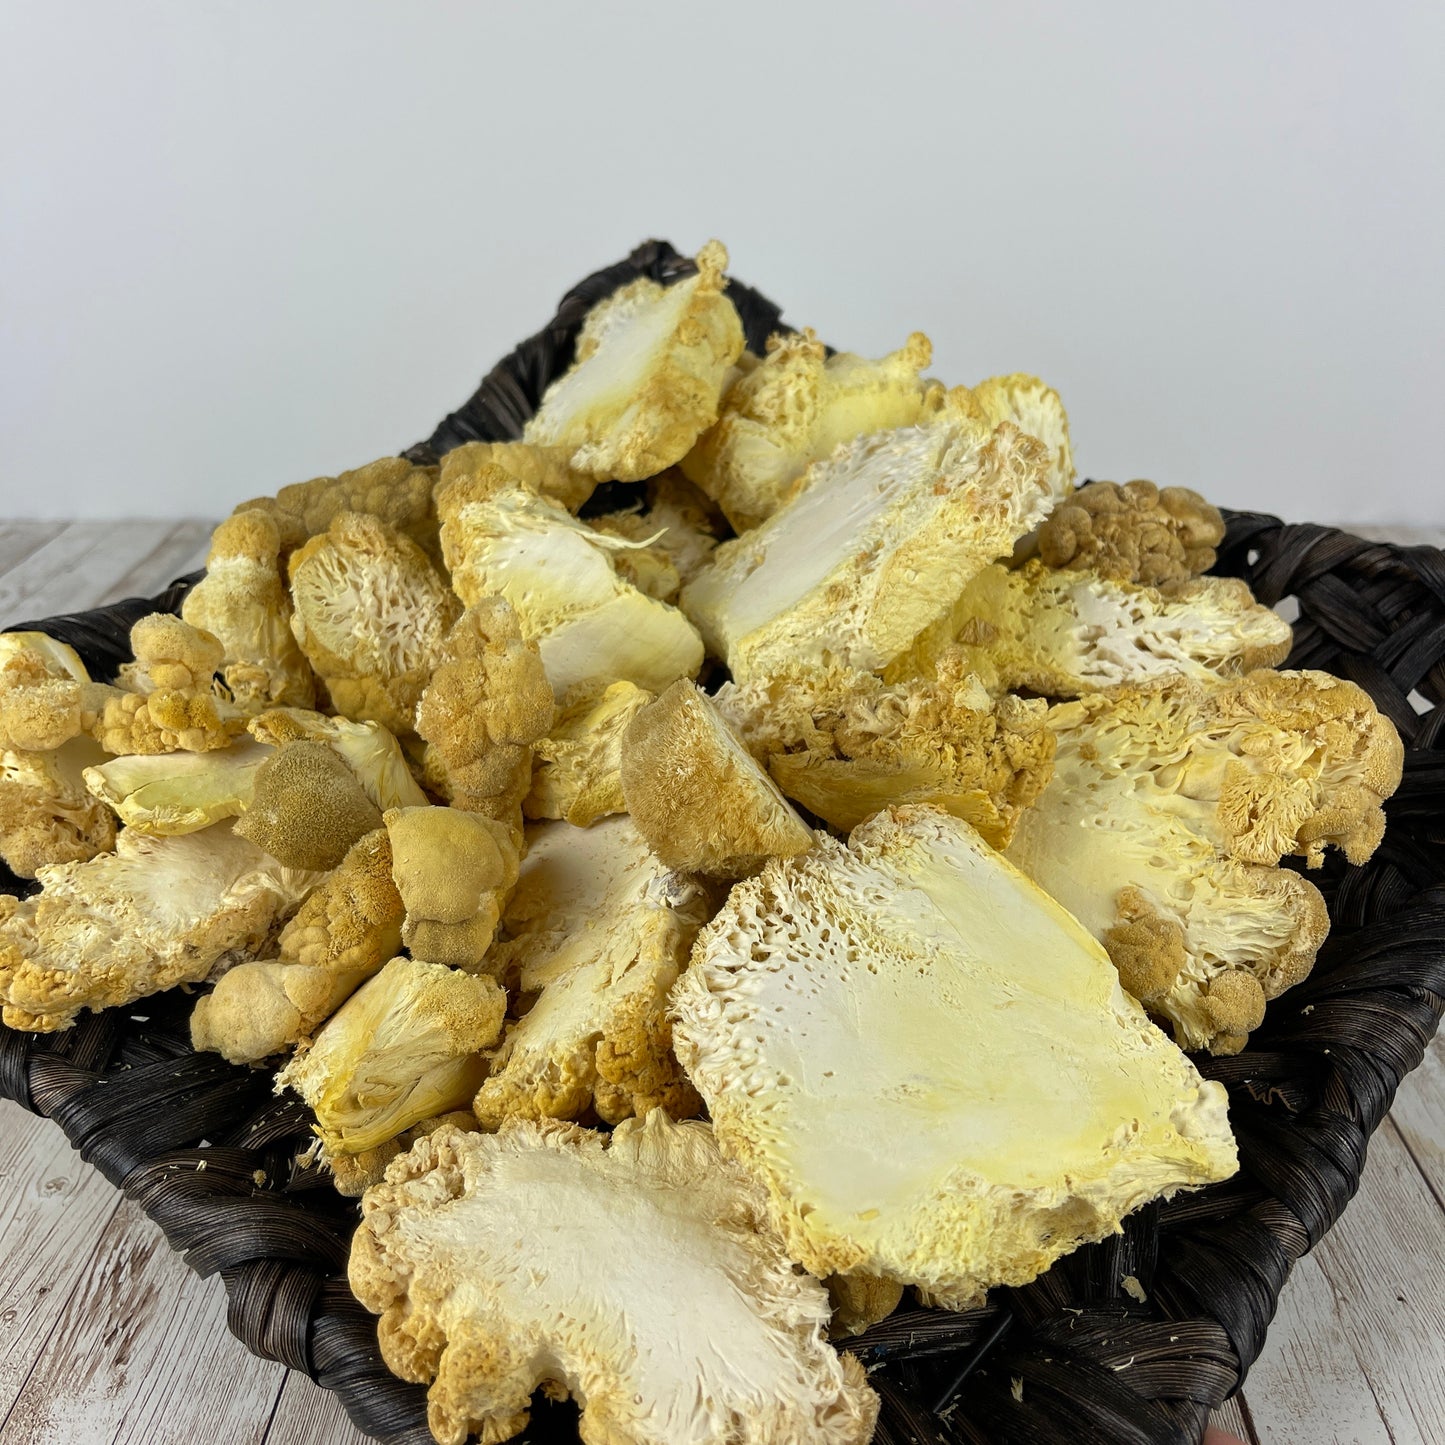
2, 241, 1443, 1445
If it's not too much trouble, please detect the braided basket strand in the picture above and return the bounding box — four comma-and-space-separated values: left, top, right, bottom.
3, 245, 1443, 1444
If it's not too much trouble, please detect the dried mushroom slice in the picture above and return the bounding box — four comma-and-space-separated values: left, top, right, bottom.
190, 828, 404, 1064
523, 679, 651, 827
680, 404, 1052, 682
0, 737, 116, 878
413, 599, 554, 824
277, 955, 506, 1156
436, 481, 703, 705
620, 679, 813, 879
0, 823, 315, 1032
182, 510, 316, 710
84, 738, 274, 836
287, 511, 460, 736
523, 240, 745, 481
234, 741, 382, 871
673, 806, 1238, 1310
348, 1113, 879, 1445
384, 805, 519, 969
959, 373, 1075, 505
475, 815, 708, 1127
714, 658, 1055, 845
248, 707, 429, 814
893, 560, 1293, 694
1037, 479, 1225, 587
1004, 670, 1403, 1051
681, 328, 939, 532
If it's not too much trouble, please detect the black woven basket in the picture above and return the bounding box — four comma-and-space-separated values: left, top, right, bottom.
3, 243, 1442, 1445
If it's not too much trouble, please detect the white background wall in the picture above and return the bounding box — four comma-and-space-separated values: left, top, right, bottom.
1, 1, 1440, 523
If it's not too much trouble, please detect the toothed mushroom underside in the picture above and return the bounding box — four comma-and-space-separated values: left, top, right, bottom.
1005, 670, 1403, 1052
673, 806, 1238, 1310
348, 1113, 879, 1445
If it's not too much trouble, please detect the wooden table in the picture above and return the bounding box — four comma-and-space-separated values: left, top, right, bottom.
0, 520, 1441, 1445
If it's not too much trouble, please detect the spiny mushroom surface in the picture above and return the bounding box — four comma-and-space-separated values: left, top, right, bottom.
1004, 670, 1402, 1051
673, 805, 1237, 1309
348, 1112, 879, 1445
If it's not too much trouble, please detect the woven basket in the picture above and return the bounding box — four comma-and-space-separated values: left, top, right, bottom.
3, 243, 1442, 1445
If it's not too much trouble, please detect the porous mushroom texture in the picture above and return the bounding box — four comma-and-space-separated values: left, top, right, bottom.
83, 738, 274, 835
524, 680, 652, 827
0, 633, 90, 753
117, 613, 226, 696
474, 816, 709, 1129
435, 439, 596, 516
892, 560, 1294, 695
234, 741, 383, 872
436, 480, 703, 705
236, 455, 441, 564
190, 828, 404, 1064
347, 1113, 879, 1445
620, 680, 813, 879
384, 806, 520, 969
413, 600, 555, 823
713, 655, 1055, 844
959, 373, 1075, 505
671, 806, 1238, 1309
0, 823, 317, 1032
287, 511, 460, 736
1037, 480, 1226, 588
247, 707, 429, 814
678, 407, 1052, 682
1004, 671, 1404, 1052
83, 615, 247, 756
522, 239, 746, 481
680, 327, 940, 532
181, 509, 316, 710
276, 955, 506, 1156
0, 738, 116, 877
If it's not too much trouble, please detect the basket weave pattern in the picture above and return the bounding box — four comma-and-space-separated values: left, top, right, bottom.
3, 247, 1443, 1444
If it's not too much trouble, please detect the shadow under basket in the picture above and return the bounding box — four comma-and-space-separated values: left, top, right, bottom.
3, 243, 1444, 1445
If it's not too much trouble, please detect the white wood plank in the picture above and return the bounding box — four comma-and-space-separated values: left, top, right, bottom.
1244, 1119, 1445, 1445
0, 1105, 124, 1421
0, 525, 68, 580
92, 519, 214, 607
264, 1372, 374, 1445
1, 1192, 285, 1445
1244, 1252, 1393, 1444
1209, 1395, 1257, 1443
0, 522, 178, 623
1390, 1031, 1445, 1212
1311, 1120, 1445, 1445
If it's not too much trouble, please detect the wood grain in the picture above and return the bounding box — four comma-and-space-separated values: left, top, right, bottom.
1242, 1119, 1445, 1445
1310, 1120, 1445, 1445
1208, 1396, 1257, 1443
1391, 1033, 1445, 1211
0, 1104, 124, 1423
0, 1193, 285, 1445
93, 519, 214, 608
264, 1372, 373, 1445
1242, 1250, 1394, 1445
0, 526, 67, 583
0, 522, 195, 625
